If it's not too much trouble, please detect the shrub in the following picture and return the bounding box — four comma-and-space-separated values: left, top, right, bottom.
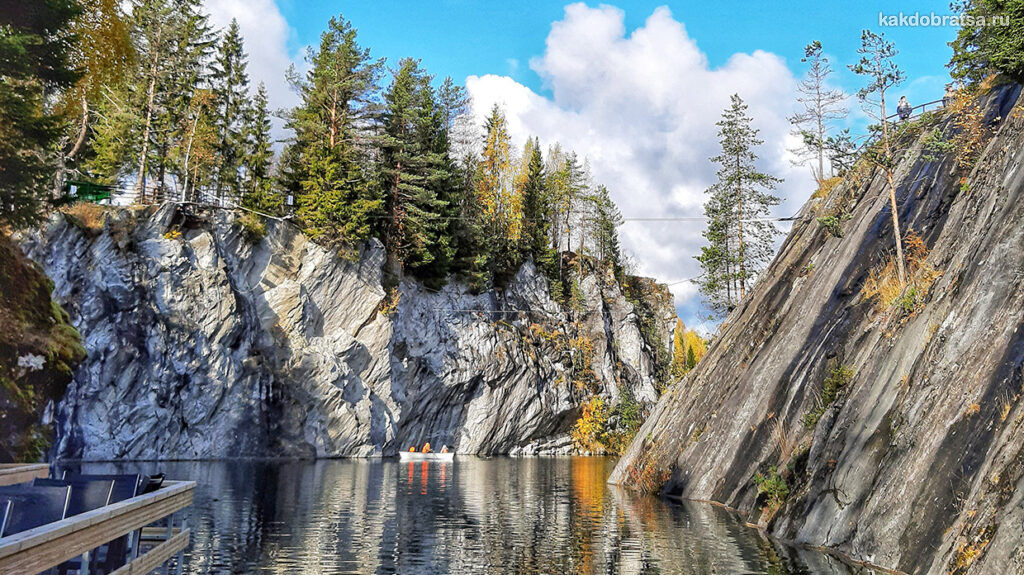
571, 396, 609, 452
803, 360, 855, 428
626, 436, 671, 493
816, 213, 848, 238
237, 212, 267, 243
61, 203, 109, 233
754, 466, 789, 516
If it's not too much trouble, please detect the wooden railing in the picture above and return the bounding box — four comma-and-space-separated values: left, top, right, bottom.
0, 464, 48, 487
0, 480, 195, 575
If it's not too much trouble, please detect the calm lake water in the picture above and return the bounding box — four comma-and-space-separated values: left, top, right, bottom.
61, 457, 874, 574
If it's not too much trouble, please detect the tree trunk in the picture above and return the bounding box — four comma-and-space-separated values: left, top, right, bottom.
879, 86, 907, 287
736, 153, 746, 300
135, 40, 160, 204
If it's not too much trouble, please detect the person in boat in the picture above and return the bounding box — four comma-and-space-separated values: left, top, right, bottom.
897, 96, 912, 121
440, 445, 449, 453
422, 442, 431, 453
409, 446, 416, 452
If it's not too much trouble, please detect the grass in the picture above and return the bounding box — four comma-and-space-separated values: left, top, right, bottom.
61, 202, 110, 233
861, 231, 940, 316
811, 176, 843, 200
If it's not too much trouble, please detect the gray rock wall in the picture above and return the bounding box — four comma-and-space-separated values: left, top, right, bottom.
609, 84, 1024, 574
22, 205, 674, 460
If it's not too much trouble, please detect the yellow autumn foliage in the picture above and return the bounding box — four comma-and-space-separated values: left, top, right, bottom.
671, 318, 707, 379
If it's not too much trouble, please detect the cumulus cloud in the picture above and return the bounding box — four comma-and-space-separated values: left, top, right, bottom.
202, 0, 298, 141
466, 4, 816, 327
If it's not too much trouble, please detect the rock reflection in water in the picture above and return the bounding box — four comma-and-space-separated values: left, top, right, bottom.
65, 458, 876, 574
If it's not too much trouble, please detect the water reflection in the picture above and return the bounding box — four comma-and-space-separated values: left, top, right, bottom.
60, 458, 876, 574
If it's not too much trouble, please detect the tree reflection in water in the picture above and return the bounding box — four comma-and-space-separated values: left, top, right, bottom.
64, 458, 880, 574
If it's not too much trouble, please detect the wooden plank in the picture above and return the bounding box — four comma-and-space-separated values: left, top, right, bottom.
0, 481, 194, 574
0, 464, 49, 487
108, 529, 190, 575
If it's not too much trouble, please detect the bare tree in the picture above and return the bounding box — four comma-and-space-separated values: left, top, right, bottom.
788, 41, 849, 185
850, 30, 907, 287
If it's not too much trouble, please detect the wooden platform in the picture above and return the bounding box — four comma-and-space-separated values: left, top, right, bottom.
0, 464, 49, 487
0, 479, 195, 575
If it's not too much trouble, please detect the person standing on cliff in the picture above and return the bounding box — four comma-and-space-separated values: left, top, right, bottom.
897, 96, 912, 121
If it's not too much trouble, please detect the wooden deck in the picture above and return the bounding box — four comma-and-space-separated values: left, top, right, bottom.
0, 464, 49, 487
0, 479, 195, 575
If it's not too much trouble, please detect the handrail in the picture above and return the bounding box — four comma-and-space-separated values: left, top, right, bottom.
0, 480, 195, 575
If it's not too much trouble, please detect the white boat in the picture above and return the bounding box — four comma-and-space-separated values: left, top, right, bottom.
398, 451, 455, 461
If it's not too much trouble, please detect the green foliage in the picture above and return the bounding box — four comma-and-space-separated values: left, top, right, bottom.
816, 212, 850, 238
0, 0, 80, 228
949, 0, 1024, 84
698, 94, 783, 316
754, 466, 789, 512
282, 15, 384, 249
379, 57, 456, 281
0, 234, 85, 462
211, 19, 249, 202
803, 360, 855, 428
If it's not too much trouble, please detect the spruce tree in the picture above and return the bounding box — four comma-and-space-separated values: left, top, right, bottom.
281, 15, 384, 247
0, 0, 80, 228
379, 57, 451, 277
593, 185, 623, 271
211, 18, 250, 203
240, 83, 278, 214
698, 94, 782, 314
520, 137, 555, 273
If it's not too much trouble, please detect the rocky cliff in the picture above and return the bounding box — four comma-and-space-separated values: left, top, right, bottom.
610, 83, 1024, 575
20, 204, 674, 460
0, 234, 84, 462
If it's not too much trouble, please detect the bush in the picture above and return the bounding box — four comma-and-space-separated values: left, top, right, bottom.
571, 396, 609, 452
816, 213, 848, 238
754, 466, 789, 515
811, 176, 843, 200
237, 212, 267, 243
803, 360, 855, 428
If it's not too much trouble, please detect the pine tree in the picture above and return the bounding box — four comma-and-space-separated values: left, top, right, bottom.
88, 0, 213, 202
949, 0, 1024, 84
698, 94, 782, 314
211, 18, 250, 203
850, 30, 907, 287
0, 0, 80, 228
788, 41, 848, 185
281, 15, 384, 247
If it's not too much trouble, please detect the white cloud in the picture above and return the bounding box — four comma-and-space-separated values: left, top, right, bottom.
202, 0, 298, 142
466, 4, 817, 321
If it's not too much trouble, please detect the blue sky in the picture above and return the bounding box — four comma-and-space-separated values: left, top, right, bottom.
274, 1, 956, 106
210, 0, 960, 331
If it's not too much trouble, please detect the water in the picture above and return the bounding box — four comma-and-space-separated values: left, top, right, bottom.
64, 458, 874, 574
